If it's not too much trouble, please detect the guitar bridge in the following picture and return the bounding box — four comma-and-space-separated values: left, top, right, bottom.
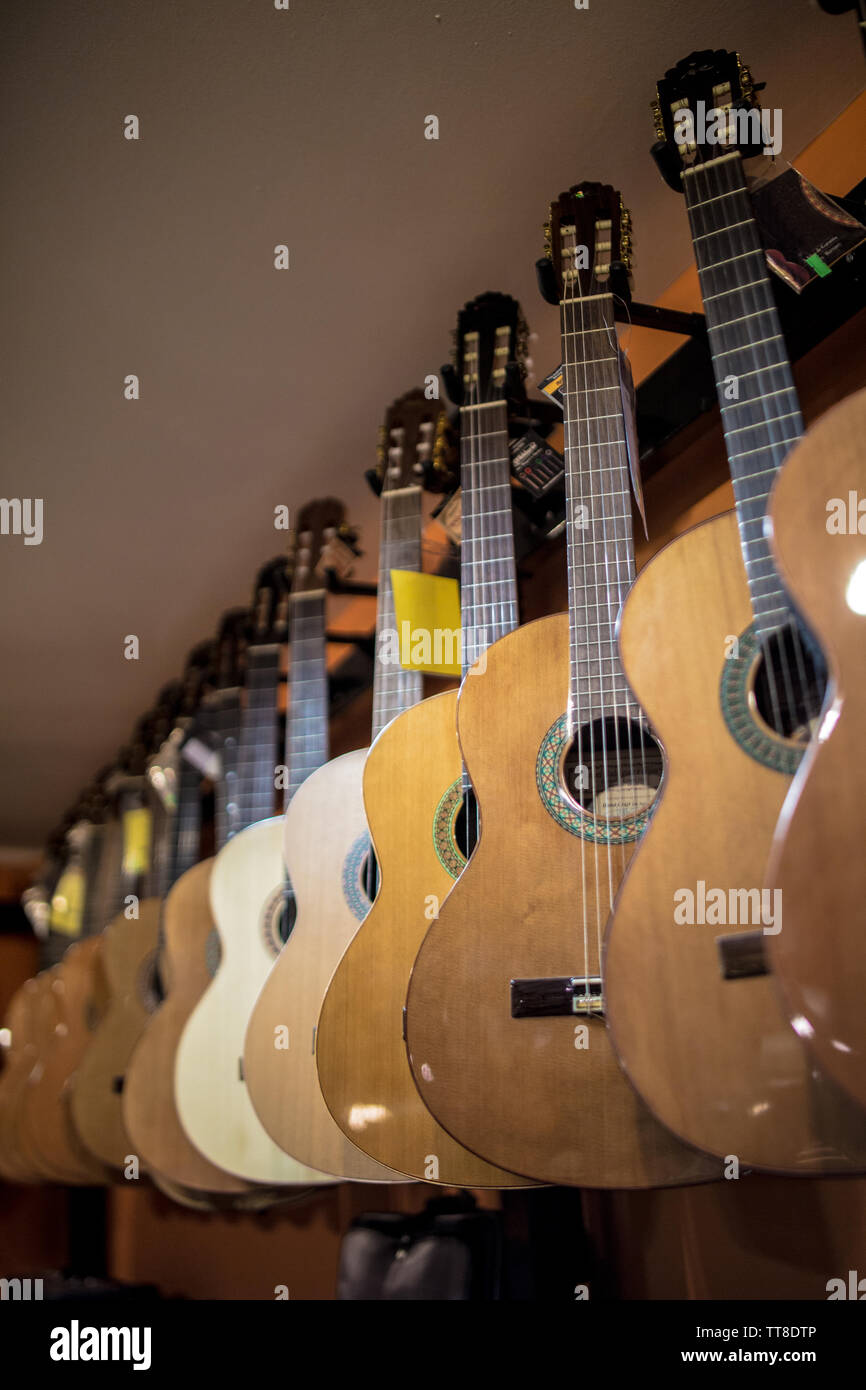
510, 976, 604, 1018
716, 931, 768, 980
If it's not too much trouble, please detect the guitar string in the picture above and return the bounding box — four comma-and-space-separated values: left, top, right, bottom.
573, 287, 612, 976
563, 277, 593, 996
589, 288, 647, 893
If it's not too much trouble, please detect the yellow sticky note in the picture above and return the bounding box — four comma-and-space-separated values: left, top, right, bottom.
50, 866, 85, 937
389, 570, 462, 676
122, 807, 152, 877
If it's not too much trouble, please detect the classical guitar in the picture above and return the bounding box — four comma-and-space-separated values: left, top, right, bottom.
13, 789, 120, 1184
317, 295, 543, 1186
174, 527, 342, 1186
603, 50, 866, 1171
123, 612, 263, 1197
764, 388, 866, 1108
405, 196, 719, 1187
0, 975, 56, 1182
245, 390, 452, 1180
70, 691, 190, 1171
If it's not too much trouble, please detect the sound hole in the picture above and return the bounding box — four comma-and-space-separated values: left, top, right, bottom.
137, 953, 163, 1014
562, 717, 662, 819
751, 623, 825, 742
274, 886, 297, 948
360, 851, 379, 906
152, 957, 165, 1007
453, 788, 479, 859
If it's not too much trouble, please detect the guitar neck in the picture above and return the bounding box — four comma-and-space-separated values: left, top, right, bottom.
211, 688, 242, 848
236, 647, 281, 830
459, 398, 519, 676
372, 485, 424, 742
286, 591, 329, 804
560, 290, 636, 729
683, 152, 804, 642
78, 823, 105, 937
171, 759, 202, 883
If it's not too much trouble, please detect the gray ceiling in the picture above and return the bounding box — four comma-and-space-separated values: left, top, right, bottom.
1, 0, 863, 847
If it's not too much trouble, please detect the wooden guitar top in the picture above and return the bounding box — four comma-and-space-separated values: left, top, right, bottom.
20, 941, 112, 1185
405, 619, 719, 1187
174, 817, 335, 1187
0, 977, 48, 1183
123, 858, 257, 1194
605, 509, 866, 1172
316, 690, 534, 1186
69, 898, 161, 1170
244, 749, 407, 1182
766, 388, 866, 1108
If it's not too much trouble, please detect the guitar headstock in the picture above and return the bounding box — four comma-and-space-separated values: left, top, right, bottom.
451, 292, 527, 407
248, 556, 292, 647
213, 609, 249, 692
651, 49, 766, 191
543, 182, 631, 303
373, 389, 457, 496
180, 640, 215, 717
289, 498, 359, 596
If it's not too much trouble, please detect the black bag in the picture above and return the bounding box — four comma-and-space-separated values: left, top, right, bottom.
336, 1194, 502, 1300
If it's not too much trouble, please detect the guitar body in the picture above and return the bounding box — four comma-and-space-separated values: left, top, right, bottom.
21, 941, 112, 1184
244, 750, 405, 1181
70, 899, 161, 1170
123, 858, 256, 1194
406, 619, 717, 1187
317, 691, 531, 1186
765, 389, 866, 1107
0, 978, 46, 1182
174, 817, 334, 1186
605, 510, 866, 1171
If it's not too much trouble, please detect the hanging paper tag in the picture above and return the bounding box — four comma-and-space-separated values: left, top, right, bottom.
50, 866, 86, 937
617, 346, 648, 539
539, 364, 564, 411
748, 163, 866, 294
122, 807, 152, 877
182, 737, 221, 780
389, 570, 462, 676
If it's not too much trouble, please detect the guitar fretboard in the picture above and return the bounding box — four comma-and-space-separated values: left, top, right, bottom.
560, 291, 636, 731
683, 152, 803, 642
171, 759, 202, 883
236, 647, 281, 828
212, 688, 242, 848
372, 485, 423, 741
286, 591, 329, 805
459, 398, 519, 676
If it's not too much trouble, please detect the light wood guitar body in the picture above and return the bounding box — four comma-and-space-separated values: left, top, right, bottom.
244, 750, 406, 1181
406, 619, 721, 1187
765, 389, 866, 1108
21, 941, 112, 1185
0, 977, 46, 1182
605, 509, 866, 1172
316, 691, 534, 1186
174, 817, 335, 1187
70, 899, 161, 1170
123, 858, 257, 1195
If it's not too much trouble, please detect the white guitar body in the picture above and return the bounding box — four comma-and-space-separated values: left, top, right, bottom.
244, 750, 407, 1182
174, 817, 334, 1186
